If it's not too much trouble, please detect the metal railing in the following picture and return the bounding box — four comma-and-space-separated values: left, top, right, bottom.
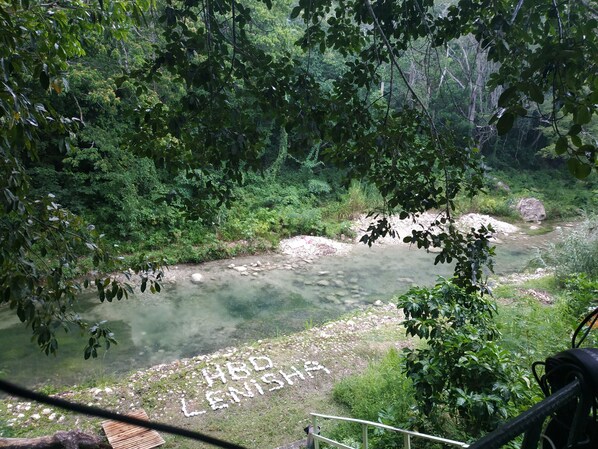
310, 413, 469, 449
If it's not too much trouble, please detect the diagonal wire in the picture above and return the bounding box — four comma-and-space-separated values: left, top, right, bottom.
0, 379, 247, 449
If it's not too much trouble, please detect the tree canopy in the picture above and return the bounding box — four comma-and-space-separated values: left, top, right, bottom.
0, 0, 596, 354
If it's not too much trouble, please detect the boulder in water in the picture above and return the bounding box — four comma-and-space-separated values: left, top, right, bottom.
191, 273, 204, 284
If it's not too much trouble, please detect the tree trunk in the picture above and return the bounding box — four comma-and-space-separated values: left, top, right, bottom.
0, 431, 109, 449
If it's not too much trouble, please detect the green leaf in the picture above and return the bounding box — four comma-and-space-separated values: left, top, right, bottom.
496, 112, 515, 135
555, 136, 568, 155
574, 106, 592, 125
39, 71, 49, 90
567, 158, 592, 179
528, 84, 544, 103
569, 124, 582, 135
497, 86, 517, 107
290, 6, 302, 19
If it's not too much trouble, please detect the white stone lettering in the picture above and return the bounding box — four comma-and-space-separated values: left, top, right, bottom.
249, 356, 273, 371
180, 398, 207, 417
180, 356, 331, 417
226, 362, 251, 380
304, 361, 331, 378
227, 382, 255, 404
261, 373, 284, 391
202, 365, 227, 387
279, 366, 305, 385
251, 379, 264, 395
206, 390, 229, 410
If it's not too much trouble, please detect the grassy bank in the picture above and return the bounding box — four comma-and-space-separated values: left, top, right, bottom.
107, 166, 598, 268
455, 168, 598, 219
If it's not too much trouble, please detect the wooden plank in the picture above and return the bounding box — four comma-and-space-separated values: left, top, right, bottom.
101, 409, 165, 449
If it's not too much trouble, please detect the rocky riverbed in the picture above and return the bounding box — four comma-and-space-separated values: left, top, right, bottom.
163, 212, 523, 286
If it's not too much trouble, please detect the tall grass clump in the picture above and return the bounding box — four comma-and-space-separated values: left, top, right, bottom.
329, 349, 415, 447
325, 180, 383, 221
546, 215, 598, 281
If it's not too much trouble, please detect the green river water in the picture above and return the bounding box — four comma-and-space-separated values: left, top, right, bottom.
0, 230, 554, 388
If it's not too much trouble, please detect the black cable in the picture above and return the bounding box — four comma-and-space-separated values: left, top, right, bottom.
572, 307, 598, 348
0, 379, 247, 449
532, 361, 548, 395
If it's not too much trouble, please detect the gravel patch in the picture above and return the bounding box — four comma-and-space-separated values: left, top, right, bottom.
352, 212, 519, 245
278, 236, 352, 259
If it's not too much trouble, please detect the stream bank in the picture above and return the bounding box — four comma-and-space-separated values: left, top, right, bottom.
0, 213, 570, 447
0, 301, 409, 448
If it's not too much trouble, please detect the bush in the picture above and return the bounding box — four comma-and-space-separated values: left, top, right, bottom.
307, 178, 332, 196
562, 274, 598, 321
455, 194, 517, 218
546, 216, 598, 280
398, 279, 533, 438
325, 180, 382, 221
331, 349, 415, 447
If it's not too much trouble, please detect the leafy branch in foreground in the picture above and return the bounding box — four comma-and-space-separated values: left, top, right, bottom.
0, 0, 163, 356
0, 188, 164, 357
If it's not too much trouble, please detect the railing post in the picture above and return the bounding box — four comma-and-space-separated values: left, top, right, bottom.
312, 415, 320, 449
403, 433, 411, 449
362, 423, 368, 449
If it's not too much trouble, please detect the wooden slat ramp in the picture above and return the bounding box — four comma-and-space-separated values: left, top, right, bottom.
102, 409, 165, 449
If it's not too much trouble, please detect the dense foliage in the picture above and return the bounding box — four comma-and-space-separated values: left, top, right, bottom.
399, 279, 532, 436
1, 0, 596, 358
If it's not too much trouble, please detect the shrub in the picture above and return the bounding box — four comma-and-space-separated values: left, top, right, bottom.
562, 274, 598, 321
326, 180, 382, 221
398, 279, 533, 438
307, 178, 332, 196
546, 216, 598, 280
331, 349, 415, 447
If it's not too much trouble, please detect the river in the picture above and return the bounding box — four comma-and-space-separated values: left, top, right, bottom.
0, 228, 556, 388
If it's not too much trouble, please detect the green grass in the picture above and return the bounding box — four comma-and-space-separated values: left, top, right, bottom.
456, 168, 597, 219
329, 271, 598, 445
329, 349, 415, 446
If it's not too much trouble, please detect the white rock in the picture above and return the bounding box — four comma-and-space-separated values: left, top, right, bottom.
233, 266, 248, 272
516, 198, 546, 222
190, 273, 204, 284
